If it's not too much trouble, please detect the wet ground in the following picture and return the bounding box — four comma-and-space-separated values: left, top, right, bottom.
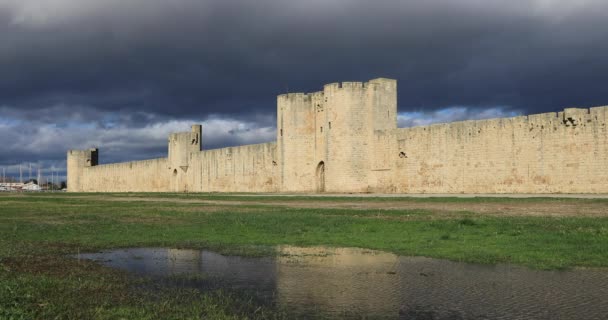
65, 194, 608, 218
78, 246, 608, 319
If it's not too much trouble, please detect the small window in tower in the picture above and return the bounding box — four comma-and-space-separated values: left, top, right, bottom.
320, 126, 323, 133
280, 129, 283, 136
329, 122, 332, 129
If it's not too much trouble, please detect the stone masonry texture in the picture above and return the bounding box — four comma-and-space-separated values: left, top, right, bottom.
67, 78, 608, 193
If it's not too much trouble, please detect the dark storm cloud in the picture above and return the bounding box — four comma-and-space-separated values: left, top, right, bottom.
2, 0, 607, 119
1, 0, 608, 171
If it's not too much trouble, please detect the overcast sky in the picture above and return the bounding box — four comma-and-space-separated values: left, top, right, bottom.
1, 0, 607, 181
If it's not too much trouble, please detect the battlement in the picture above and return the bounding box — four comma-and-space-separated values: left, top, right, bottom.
277, 92, 313, 105
278, 78, 397, 113
404, 106, 608, 132
277, 92, 308, 99
278, 78, 397, 102
67, 148, 99, 166
67, 77, 608, 194
323, 81, 365, 91
560, 106, 608, 127
168, 124, 202, 144
322, 78, 396, 93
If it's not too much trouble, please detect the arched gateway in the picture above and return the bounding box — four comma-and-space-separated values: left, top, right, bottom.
316, 161, 325, 193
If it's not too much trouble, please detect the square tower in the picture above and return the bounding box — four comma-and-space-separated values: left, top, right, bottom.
66, 148, 98, 192
277, 78, 397, 193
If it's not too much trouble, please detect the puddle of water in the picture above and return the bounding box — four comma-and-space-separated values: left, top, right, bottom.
77, 247, 608, 319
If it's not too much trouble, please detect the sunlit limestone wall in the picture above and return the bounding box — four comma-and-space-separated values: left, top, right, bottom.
311, 91, 328, 192
323, 78, 397, 193
277, 93, 316, 192
186, 142, 279, 192
68, 78, 608, 194
66, 148, 98, 192
80, 158, 170, 192
168, 125, 202, 192
277, 78, 396, 193
369, 130, 398, 192
384, 106, 608, 193
367, 79, 398, 192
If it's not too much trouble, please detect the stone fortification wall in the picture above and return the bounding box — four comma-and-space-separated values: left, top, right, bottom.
377, 106, 608, 193
67, 148, 98, 192
322, 81, 373, 193
68, 78, 608, 194
277, 93, 316, 192
277, 78, 397, 193
79, 158, 170, 192
70, 143, 278, 193
322, 79, 396, 193
186, 142, 278, 192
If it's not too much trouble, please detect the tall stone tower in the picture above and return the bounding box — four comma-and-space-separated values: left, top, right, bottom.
66, 148, 98, 192
168, 124, 202, 192
277, 78, 397, 192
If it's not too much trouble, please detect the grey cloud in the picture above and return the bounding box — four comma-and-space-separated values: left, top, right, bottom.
397, 107, 522, 128
1, 0, 607, 118
0, 113, 275, 167
1, 0, 608, 167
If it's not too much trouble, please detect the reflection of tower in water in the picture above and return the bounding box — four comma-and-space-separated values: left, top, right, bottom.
79, 247, 608, 319
166, 249, 203, 274
166, 249, 278, 296
275, 246, 402, 317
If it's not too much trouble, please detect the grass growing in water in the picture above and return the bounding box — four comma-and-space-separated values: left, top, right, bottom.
1, 193, 608, 319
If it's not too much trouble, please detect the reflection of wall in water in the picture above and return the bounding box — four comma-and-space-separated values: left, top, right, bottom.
92, 248, 204, 276
163, 250, 277, 294
201, 251, 278, 294
167, 249, 277, 292
275, 247, 402, 316
274, 248, 608, 319
393, 257, 608, 319
166, 249, 203, 274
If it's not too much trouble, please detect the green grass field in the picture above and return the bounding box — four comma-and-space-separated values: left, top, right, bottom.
1, 193, 607, 319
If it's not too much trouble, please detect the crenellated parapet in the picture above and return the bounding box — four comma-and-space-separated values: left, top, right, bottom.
67, 78, 608, 194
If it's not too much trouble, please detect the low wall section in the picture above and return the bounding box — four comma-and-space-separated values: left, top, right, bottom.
186, 142, 279, 192
80, 158, 170, 192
